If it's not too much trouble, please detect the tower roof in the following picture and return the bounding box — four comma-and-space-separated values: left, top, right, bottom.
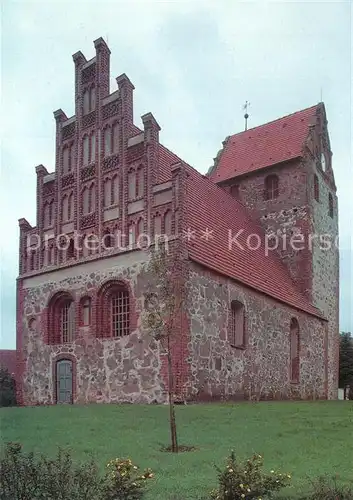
209, 104, 321, 183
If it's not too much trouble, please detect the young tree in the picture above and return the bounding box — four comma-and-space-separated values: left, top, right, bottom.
339, 332, 353, 400
143, 244, 185, 452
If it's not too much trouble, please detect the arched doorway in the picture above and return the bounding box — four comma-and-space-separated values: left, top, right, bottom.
56, 359, 73, 403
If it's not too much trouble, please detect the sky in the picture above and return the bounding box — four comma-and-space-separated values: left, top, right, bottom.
1, 0, 352, 349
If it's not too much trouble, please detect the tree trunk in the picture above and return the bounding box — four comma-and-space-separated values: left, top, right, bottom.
167, 335, 178, 452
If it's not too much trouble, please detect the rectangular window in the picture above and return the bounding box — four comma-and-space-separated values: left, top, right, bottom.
111, 292, 129, 337
82, 299, 91, 326
61, 302, 75, 343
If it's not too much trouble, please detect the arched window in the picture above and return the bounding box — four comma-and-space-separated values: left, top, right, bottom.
104, 178, 112, 207
86, 234, 98, 255
321, 152, 326, 171
83, 89, 90, 115
27, 251, 36, 272
47, 292, 75, 344
42, 244, 48, 267
80, 297, 91, 326
90, 87, 95, 111
128, 222, 136, 246
90, 132, 95, 163
97, 281, 130, 338
83, 135, 89, 165
31, 251, 36, 271
67, 239, 75, 259
290, 318, 300, 383
42, 245, 48, 267
49, 200, 54, 226
82, 234, 89, 257
314, 174, 320, 202
89, 183, 95, 212
104, 126, 112, 157
136, 168, 144, 198
264, 174, 279, 201
164, 210, 172, 236
69, 144, 74, 172
48, 243, 55, 265
62, 195, 69, 221
112, 175, 119, 205
43, 202, 50, 228
28, 317, 37, 332
136, 218, 144, 240
82, 187, 89, 214
128, 170, 136, 200
68, 193, 73, 221
154, 214, 162, 237
63, 146, 70, 174
103, 229, 113, 249
228, 300, 245, 348
328, 193, 334, 218
112, 122, 119, 153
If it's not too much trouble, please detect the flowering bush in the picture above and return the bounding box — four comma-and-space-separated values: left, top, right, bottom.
210, 451, 291, 500
102, 458, 154, 500
0, 443, 152, 500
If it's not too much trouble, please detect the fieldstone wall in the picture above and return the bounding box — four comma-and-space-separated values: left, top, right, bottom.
19, 251, 330, 405
20, 255, 167, 405
310, 164, 339, 399
221, 156, 339, 399
187, 263, 327, 401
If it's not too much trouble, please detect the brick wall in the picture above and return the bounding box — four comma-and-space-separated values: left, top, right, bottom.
222, 159, 313, 299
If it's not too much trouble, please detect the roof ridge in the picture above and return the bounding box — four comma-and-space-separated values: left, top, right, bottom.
228, 103, 319, 139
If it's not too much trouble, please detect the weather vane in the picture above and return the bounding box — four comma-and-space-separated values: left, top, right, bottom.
243, 101, 250, 131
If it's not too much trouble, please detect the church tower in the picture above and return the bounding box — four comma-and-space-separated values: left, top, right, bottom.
208, 103, 339, 398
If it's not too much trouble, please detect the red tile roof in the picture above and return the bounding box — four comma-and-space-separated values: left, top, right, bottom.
130, 108, 323, 318
0, 350, 17, 376
185, 168, 323, 318
209, 104, 319, 182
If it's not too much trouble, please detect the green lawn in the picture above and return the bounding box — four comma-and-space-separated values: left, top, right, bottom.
1, 401, 352, 499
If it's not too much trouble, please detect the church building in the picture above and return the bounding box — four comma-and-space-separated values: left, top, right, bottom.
16, 38, 339, 405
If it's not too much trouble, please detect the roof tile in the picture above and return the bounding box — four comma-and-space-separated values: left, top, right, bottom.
209, 104, 319, 182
